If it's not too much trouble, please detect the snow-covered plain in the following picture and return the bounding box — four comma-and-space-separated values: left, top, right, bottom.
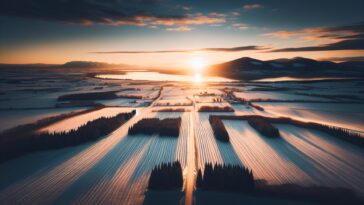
39, 107, 135, 133
1, 68, 364, 204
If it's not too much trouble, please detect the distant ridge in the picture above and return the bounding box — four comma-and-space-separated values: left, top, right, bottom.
0, 61, 135, 70
209, 57, 364, 80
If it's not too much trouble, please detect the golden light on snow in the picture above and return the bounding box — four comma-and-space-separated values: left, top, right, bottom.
194, 73, 202, 83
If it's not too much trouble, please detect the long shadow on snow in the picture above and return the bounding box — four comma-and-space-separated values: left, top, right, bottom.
277, 124, 363, 173
215, 138, 243, 166
0, 141, 92, 191
52, 136, 153, 205
129, 135, 179, 184
255, 124, 348, 185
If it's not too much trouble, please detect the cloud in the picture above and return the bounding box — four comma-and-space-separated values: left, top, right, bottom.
263, 31, 301, 39
319, 56, 364, 62
243, 4, 263, 11
232, 23, 248, 30
268, 23, 364, 52
0, 0, 224, 27
150, 14, 225, 26
92, 45, 268, 54
176, 5, 192, 11
265, 23, 364, 40
270, 39, 364, 52
166, 26, 192, 31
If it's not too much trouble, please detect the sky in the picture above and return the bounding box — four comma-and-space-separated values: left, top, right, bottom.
1, 0, 364, 68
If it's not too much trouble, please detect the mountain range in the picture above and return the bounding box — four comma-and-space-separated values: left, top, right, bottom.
208, 57, 364, 80
1, 57, 363, 80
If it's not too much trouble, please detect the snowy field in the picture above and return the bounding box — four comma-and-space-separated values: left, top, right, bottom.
256, 102, 364, 132
0, 68, 363, 204
39, 107, 135, 133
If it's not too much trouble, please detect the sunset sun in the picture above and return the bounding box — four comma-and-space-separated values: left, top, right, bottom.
189, 58, 207, 72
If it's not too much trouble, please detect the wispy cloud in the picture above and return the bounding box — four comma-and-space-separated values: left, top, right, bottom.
150, 13, 225, 26
267, 23, 364, 52
0, 0, 225, 27
92, 45, 269, 54
319, 56, 364, 62
232, 23, 249, 30
263, 31, 301, 39
270, 39, 364, 52
243, 4, 263, 11
176, 5, 192, 11
166, 26, 192, 31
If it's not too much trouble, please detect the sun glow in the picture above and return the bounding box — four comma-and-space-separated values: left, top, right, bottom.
189, 58, 207, 72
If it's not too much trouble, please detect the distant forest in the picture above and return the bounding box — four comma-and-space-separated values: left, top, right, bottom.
128, 118, 181, 137
0, 110, 136, 163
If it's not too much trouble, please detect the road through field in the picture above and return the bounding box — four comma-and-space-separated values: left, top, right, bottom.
184, 110, 197, 205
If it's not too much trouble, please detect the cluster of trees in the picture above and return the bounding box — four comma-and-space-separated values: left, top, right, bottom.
128, 117, 181, 137
157, 101, 192, 106
196, 163, 254, 192
209, 116, 230, 142
148, 161, 183, 190
248, 118, 280, 138
199, 106, 234, 112
212, 98, 223, 102
248, 102, 265, 111
211, 115, 364, 148
296, 121, 364, 148
56, 101, 103, 108
0, 110, 136, 162
117, 94, 143, 99
58, 91, 119, 101
154, 108, 187, 112
0, 106, 104, 139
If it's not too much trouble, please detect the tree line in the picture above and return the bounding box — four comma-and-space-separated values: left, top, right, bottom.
128, 117, 181, 137
209, 116, 230, 142
198, 106, 234, 112
0, 106, 103, 139
211, 115, 364, 148
0, 110, 136, 163
58, 91, 119, 101
196, 163, 254, 192
148, 161, 183, 190
248, 118, 280, 138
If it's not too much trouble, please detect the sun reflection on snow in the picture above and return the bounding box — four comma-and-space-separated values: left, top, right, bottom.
194, 73, 202, 83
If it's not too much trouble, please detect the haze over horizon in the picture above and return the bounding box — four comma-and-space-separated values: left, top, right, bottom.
1, 0, 364, 69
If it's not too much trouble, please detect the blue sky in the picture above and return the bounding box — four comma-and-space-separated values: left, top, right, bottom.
1, 0, 363, 67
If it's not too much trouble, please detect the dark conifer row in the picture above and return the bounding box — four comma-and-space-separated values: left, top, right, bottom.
0, 106, 104, 139
198, 106, 234, 112
0, 110, 136, 163
128, 117, 181, 137
196, 163, 254, 192
58, 91, 119, 101
248, 102, 265, 111
211, 115, 364, 148
209, 116, 230, 142
148, 161, 183, 190
248, 118, 280, 138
